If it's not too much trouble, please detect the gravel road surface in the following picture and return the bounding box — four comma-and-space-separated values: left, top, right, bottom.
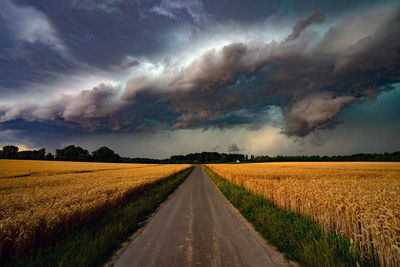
114, 166, 292, 267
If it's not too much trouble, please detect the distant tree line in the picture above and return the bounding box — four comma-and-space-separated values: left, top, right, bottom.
248, 152, 400, 162
165, 152, 245, 164
0, 145, 54, 161
156, 151, 400, 163
0, 145, 122, 163
0, 144, 399, 163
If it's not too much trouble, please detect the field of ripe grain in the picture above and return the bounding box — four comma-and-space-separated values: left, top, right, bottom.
0, 160, 190, 260
206, 162, 400, 266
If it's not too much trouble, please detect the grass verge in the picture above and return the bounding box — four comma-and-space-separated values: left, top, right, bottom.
9, 166, 194, 267
203, 166, 372, 267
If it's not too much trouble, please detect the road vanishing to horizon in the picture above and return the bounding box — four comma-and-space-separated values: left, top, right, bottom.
1, 0, 399, 265
114, 166, 292, 267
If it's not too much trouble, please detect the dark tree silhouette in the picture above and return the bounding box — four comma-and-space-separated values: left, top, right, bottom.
92, 146, 122, 163
18, 148, 46, 160
45, 153, 55, 160
55, 145, 92, 162
2, 146, 19, 159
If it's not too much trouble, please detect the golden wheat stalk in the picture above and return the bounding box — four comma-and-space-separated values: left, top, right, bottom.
207, 162, 400, 266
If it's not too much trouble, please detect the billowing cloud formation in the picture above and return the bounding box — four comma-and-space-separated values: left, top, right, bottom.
285, 11, 324, 41
33, 84, 121, 129
1, 6, 400, 138
283, 93, 357, 136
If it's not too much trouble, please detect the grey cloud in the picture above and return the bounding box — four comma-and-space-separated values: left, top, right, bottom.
285, 11, 324, 42
123, 72, 155, 100
202, 0, 279, 24
0, 103, 38, 122
1, 0, 65, 50
120, 59, 140, 70
0, 129, 21, 141
228, 143, 240, 152
32, 84, 124, 131
69, 0, 125, 13
0, 0, 78, 92
122, 8, 399, 134
150, 0, 208, 25
15, 0, 205, 70
316, 8, 400, 76
122, 42, 256, 99
202, 0, 385, 25
2, 7, 400, 137
283, 93, 357, 137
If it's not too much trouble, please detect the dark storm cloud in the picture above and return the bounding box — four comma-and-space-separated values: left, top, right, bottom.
0, 41, 75, 95
31, 84, 128, 131
2, 6, 400, 138
1, 0, 392, 93
203, 0, 385, 24
0, 83, 176, 133
9, 0, 382, 74
202, 0, 279, 24
0, 118, 85, 150
283, 93, 358, 137
120, 6, 400, 135
12, 0, 204, 69
285, 11, 324, 41
0, 0, 78, 92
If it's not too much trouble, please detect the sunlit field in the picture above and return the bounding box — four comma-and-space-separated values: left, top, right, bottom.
206, 162, 400, 266
0, 160, 190, 260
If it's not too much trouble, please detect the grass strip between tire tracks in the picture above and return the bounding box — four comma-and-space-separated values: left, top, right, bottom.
203, 165, 373, 267
9, 166, 194, 267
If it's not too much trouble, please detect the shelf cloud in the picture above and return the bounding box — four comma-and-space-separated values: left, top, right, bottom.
1, 0, 399, 155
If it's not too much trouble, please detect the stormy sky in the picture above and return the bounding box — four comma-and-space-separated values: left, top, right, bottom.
0, 0, 399, 158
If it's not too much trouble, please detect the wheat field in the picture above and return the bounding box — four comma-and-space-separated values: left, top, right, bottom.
0, 159, 190, 259
206, 162, 400, 266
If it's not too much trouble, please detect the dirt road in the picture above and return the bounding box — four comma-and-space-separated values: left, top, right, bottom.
114, 166, 291, 267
